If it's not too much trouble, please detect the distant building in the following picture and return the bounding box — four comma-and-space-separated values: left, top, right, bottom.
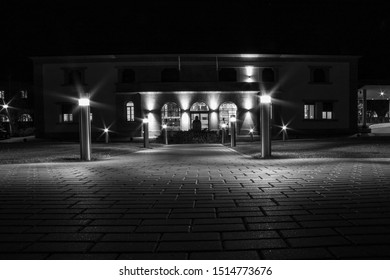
32, 54, 358, 140
358, 81, 390, 127
0, 80, 34, 136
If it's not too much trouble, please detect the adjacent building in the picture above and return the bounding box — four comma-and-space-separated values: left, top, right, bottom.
32, 54, 359, 140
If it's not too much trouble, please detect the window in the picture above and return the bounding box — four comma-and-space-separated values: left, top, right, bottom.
262, 68, 275, 82
310, 67, 330, 83
219, 102, 238, 127
0, 91, 4, 99
219, 68, 237, 82
126, 101, 135, 122
161, 102, 181, 131
304, 104, 315, 119
190, 102, 209, 130
121, 69, 135, 83
18, 114, 33, 122
63, 68, 86, 85
59, 103, 74, 123
20, 90, 28, 99
0, 114, 9, 122
161, 68, 180, 82
322, 102, 333, 119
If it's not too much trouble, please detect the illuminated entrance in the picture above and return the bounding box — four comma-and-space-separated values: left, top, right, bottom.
190, 102, 209, 130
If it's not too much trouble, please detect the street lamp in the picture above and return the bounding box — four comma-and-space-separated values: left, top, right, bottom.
78, 97, 91, 161
143, 117, 149, 148
104, 128, 109, 144
162, 124, 168, 145
230, 115, 236, 147
2, 104, 8, 109
260, 95, 272, 158
221, 123, 227, 145
282, 125, 287, 141
249, 128, 254, 141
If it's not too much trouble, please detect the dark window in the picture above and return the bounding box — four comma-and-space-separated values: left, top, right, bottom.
262, 68, 275, 82
161, 68, 180, 82
311, 67, 330, 83
122, 69, 135, 83
219, 68, 237, 82
63, 68, 86, 85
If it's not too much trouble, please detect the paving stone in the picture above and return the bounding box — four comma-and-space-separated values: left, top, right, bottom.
157, 241, 222, 252
262, 248, 333, 259
224, 239, 287, 250
1, 144, 390, 259
190, 250, 260, 259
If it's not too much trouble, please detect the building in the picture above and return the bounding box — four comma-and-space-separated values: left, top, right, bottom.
358, 81, 390, 127
32, 54, 359, 140
0, 80, 34, 136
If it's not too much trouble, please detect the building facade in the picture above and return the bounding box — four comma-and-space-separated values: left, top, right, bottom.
32, 54, 358, 140
0, 80, 34, 136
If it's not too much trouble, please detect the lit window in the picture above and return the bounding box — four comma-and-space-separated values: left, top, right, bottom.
304, 104, 315, 119
58, 103, 74, 123
219, 102, 238, 128
0, 91, 4, 99
190, 102, 209, 130
0, 114, 9, 122
161, 102, 181, 131
322, 102, 333, 119
20, 90, 28, 99
18, 114, 33, 122
126, 101, 135, 122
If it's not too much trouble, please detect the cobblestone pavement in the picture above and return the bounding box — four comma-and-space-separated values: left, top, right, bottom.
0, 144, 390, 260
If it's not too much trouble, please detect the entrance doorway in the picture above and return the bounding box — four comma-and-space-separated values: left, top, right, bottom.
190, 102, 209, 130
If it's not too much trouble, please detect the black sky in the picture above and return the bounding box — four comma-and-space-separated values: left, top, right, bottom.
1, 0, 390, 81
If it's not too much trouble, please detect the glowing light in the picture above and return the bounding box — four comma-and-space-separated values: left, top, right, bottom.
143, 118, 149, 124
2, 104, 9, 109
221, 123, 227, 129
78, 98, 90, 106
260, 95, 271, 104
245, 66, 254, 77
243, 97, 253, 110
230, 116, 237, 122
104, 128, 109, 133
282, 125, 287, 130
249, 128, 254, 133
380, 91, 385, 96
162, 124, 167, 129
181, 112, 190, 131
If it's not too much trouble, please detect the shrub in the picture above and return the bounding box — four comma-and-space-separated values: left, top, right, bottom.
157, 130, 221, 144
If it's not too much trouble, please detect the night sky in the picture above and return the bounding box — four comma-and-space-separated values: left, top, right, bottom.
1, 0, 390, 82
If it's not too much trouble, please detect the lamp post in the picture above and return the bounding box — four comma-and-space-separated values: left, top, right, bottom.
104, 128, 109, 143
249, 128, 254, 142
282, 125, 287, 141
143, 117, 149, 148
260, 95, 271, 158
221, 123, 227, 145
78, 97, 91, 161
230, 115, 236, 147
162, 124, 168, 145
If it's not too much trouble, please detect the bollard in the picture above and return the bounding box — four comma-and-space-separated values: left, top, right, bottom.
143, 117, 149, 148
260, 95, 271, 158
79, 97, 91, 161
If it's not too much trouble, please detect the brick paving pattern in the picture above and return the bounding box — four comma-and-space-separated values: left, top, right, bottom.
0, 144, 389, 259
